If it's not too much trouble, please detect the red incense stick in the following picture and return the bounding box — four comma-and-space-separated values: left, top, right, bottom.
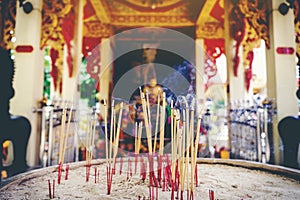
120, 157, 123, 175
190, 191, 194, 200
106, 166, 110, 194
97, 168, 100, 183
157, 155, 162, 185
86, 164, 91, 182
195, 164, 198, 187
48, 180, 52, 199
65, 164, 69, 180
209, 189, 214, 200
162, 166, 166, 192
134, 154, 138, 174
94, 167, 97, 183
171, 180, 175, 200
129, 158, 132, 177
52, 180, 55, 198
57, 163, 62, 184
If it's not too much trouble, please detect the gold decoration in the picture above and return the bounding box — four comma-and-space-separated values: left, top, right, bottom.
242, 22, 260, 68
238, 0, 269, 48
111, 14, 193, 27
90, 0, 110, 23
196, 22, 224, 39
40, 0, 73, 93
83, 21, 113, 38
107, 0, 193, 27
1, 0, 16, 50
294, 1, 300, 62
195, 0, 224, 39
296, 20, 300, 60
40, 0, 72, 49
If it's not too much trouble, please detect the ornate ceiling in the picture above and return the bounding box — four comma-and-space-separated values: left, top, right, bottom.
83, 0, 206, 38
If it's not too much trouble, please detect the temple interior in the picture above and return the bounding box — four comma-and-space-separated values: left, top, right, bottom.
0, 0, 300, 181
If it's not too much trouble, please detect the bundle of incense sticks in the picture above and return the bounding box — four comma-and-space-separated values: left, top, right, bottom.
165, 97, 205, 200
85, 110, 97, 182
105, 100, 124, 195
100, 91, 205, 199
158, 92, 166, 184
106, 99, 114, 195
57, 105, 73, 184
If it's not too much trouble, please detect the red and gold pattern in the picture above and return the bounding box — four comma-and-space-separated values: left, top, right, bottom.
107, 0, 194, 27
239, 0, 269, 49
196, 0, 224, 39
204, 38, 225, 89
229, 0, 269, 91
0, 0, 16, 50
230, 1, 246, 77
40, 0, 73, 92
238, 0, 268, 91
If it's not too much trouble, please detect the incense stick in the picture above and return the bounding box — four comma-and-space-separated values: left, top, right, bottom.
112, 102, 123, 166
141, 92, 152, 154
61, 106, 73, 164
58, 106, 67, 164
153, 94, 160, 153
104, 99, 108, 166
109, 100, 115, 166
159, 93, 166, 156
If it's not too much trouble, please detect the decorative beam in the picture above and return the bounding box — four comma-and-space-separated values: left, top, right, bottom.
196, 0, 224, 39
90, 0, 110, 24
110, 14, 194, 27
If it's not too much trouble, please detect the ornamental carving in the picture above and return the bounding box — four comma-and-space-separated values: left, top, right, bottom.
0, 0, 16, 50
40, 0, 73, 93
83, 21, 113, 38
196, 0, 224, 39
196, 22, 224, 39
111, 15, 193, 27
238, 0, 269, 91
238, 0, 269, 49
40, 0, 72, 49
